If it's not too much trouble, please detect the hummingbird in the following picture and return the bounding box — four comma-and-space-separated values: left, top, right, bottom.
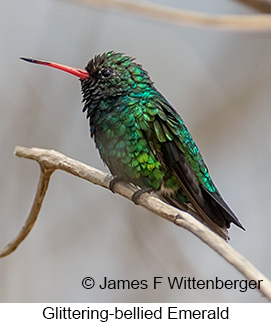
21, 51, 244, 240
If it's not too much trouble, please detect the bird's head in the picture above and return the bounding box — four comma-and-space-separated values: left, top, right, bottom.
83, 51, 153, 95
21, 51, 154, 111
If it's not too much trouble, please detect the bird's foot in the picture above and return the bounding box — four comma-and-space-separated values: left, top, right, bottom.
132, 187, 154, 205
109, 176, 123, 193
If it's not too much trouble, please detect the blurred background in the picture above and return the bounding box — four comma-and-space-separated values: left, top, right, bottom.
1, 0, 271, 302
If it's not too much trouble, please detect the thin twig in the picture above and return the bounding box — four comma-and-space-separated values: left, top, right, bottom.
0, 146, 270, 301
65, 0, 271, 31
0, 165, 54, 257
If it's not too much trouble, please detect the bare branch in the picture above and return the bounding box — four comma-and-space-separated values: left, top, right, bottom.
0, 165, 54, 257
0, 146, 270, 300
235, 0, 271, 13
65, 0, 271, 31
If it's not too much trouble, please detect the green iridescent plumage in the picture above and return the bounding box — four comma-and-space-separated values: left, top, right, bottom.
21, 52, 246, 240
22, 52, 244, 240
79, 51, 244, 239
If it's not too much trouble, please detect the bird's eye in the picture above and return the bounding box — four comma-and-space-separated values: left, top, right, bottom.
100, 68, 112, 78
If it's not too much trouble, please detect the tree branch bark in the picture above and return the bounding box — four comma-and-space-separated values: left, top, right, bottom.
65, 0, 271, 31
0, 146, 270, 301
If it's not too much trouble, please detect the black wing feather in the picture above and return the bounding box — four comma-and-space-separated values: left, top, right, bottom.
151, 96, 244, 233
162, 140, 244, 230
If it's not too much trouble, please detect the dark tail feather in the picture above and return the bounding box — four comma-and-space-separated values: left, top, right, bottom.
161, 141, 244, 240
200, 186, 245, 230
162, 194, 230, 241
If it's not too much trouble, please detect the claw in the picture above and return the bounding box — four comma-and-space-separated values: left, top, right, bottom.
132, 187, 154, 205
109, 177, 123, 193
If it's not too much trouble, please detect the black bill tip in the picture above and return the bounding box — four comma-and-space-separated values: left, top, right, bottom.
20, 57, 50, 65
